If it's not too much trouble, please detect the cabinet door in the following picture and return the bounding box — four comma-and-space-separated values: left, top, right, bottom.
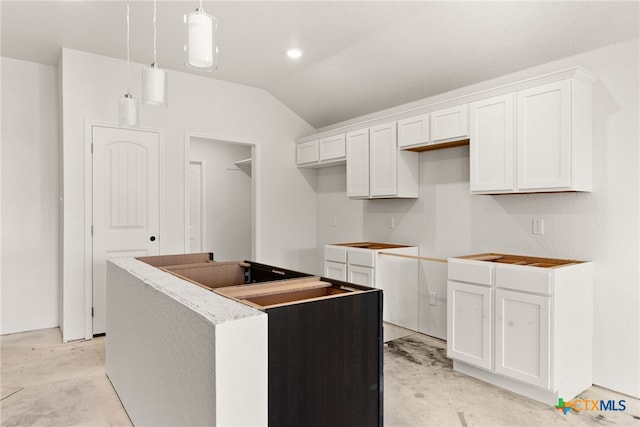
397, 113, 430, 148
447, 281, 492, 370
517, 80, 571, 190
470, 94, 515, 193
346, 128, 370, 198
296, 140, 319, 165
495, 289, 550, 389
319, 134, 346, 162
348, 265, 374, 287
325, 261, 347, 281
430, 104, 469, 143
369, 122, 398, 197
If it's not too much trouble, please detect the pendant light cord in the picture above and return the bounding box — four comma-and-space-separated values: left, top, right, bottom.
126, 2, 130, 93
153, 0, 157, 65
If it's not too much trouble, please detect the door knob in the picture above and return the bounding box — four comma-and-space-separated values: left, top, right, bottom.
150, 236, 156, 242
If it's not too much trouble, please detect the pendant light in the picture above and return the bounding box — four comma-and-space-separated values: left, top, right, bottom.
142, 0, 168, 107
119, 3, 138, 128
185, 0, 218, 71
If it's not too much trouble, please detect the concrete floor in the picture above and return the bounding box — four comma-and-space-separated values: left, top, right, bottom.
2, 327, 639, 426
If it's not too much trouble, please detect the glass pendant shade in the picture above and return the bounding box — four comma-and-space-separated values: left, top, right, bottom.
185, 8, 218, 71
142, 63, 168, 107
119, 93, 139, 127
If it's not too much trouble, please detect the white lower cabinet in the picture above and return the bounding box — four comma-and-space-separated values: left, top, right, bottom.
447, 254, 592, 405
348, 264, 374, 287
324, 244, 418, 330
324, 260, 347, 281
447, 281, 492, 370
495, 289, 550, 388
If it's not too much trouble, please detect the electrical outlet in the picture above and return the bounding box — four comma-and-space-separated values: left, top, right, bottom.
533, 219, 544, 235
429, 292, 437, 306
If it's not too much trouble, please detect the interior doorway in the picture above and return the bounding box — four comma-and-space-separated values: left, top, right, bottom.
185, 134, 258, 262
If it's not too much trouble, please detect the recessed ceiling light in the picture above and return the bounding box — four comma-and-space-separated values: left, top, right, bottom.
286, 48, 303, 59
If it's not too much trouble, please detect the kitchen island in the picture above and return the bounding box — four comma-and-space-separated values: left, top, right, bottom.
106, 254, 382, 426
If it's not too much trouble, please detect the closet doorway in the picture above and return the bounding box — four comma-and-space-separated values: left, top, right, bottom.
185, 133, 259, 262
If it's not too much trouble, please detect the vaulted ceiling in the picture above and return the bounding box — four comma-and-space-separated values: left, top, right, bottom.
2, 1, 638, 129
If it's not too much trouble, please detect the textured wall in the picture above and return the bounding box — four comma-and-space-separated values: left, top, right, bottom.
1, 58, 59, 334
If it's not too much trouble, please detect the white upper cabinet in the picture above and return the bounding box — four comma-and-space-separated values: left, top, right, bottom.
296, 134, 346, 168
430, 104, 469, 143
516, 81, 572, 191
470, 94, 515, 193
296, 140, 319, 165
319, 134, 346, 162
347, 122, 418, 199
471, 75, 593, 194
397, 113, 430, 148
370, 122, 398, 197
346, 128, 370, 198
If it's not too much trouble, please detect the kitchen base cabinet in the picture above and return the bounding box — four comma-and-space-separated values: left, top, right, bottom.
267, 291, 382, 427
447, 253, 592, 405
109, 255, 383, 427
495, 289, 550, 388
325, 243, 419, 330
447, 281, 492, 370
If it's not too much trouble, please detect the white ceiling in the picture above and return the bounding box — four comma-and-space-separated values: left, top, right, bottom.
2, 1, 638, 129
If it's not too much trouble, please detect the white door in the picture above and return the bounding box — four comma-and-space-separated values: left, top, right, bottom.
92, 126, 160, 335
495, 289, 550, 388
447, 281, 492, 370
189, 161, 205, 252
516, 80, 571, 190
470, 94, 515, 193
369, 122, 397, 197
346, 128, 370, 198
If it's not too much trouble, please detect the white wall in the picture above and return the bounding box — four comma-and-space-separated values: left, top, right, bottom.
315, 39, 640, 397
1, 58, 60, 334
60, 48, 316, 341
190, 138, 252, 261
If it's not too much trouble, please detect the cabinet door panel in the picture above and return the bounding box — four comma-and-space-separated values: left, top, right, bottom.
346, 129, 370, 198
447, 281, 492, 369
470, 94, 515, 193
397, 113, 429, 148
370, 122, 398, 197
319, 134, 346, 162
495, 289, 550, 388
325, 261, 347, 281
517, 81, 571, 190
296, 140, 319, 165
430, 104, 469, 143
348, 265, 374, 288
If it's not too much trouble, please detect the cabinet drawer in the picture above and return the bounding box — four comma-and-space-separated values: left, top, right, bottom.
324, 245, 347, 263
495, 265, 551, 295
448, 259, 492, 285
348, 248, 376, 268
